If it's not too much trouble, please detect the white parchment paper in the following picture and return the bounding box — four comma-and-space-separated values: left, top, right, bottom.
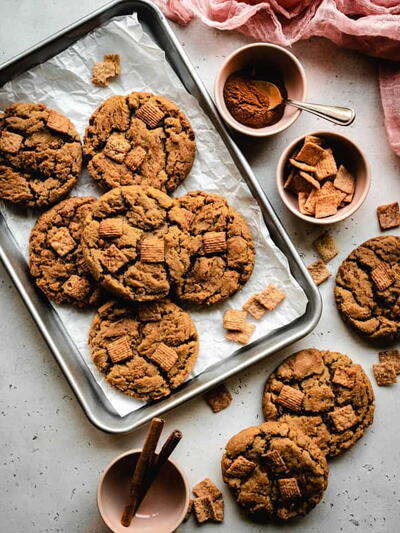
0, 15, 308, 417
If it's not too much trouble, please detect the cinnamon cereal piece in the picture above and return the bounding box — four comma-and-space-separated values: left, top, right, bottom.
256, 284, 286, 310
103, 134, 130, 162
304, 188, 318, 215
283, 169, 296, 190
193, 496, 214, 524
225, 323, 255, 345
278, 478, 301, 500
315, 194, 338, 218
289, 158, 316, 173
104, 54, 120, 75
226, 456, 256, 478
299, 171, 321, 190
140, 238, 165, 263
49, 227, 76, 257
343, 191, 354, 203
295, 142, 325, 166
100, 244, 128, 273
276, 385, 304, 411
203, 231, 226, 253
46, 110, 72, 135
298, 191, 312, 215
329, 405, 358, 431
377, 202, 400, 230
370, 263, 395, 291
373, 362, 397, 386
307, 259, 331, 285
136, 103, 165, 128
99, 218, 123, 238
223, 309, 247, 331
379, 350, 400, 374
125, 146, 147, 171
107, 335, 133, 363
0, 130, 23, 153
243, 295, 266, 319
92, 61, 116, 87
204, 384, 232, 413
305, 135, 323, 146
62, 275, 90, 301
333, 165, 355, 194
332, 367, 356, 388
262, 450, 287, 471
313, 232, 338, 263
150, 343, 178, 372
193, 478, 222, 501
211, 499, 224, 522
314, 148, 337, 180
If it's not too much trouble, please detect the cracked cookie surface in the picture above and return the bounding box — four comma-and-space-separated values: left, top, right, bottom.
81, 185, 192, 302
83, 92, 195, 194
171, 191, 255, 305
29, 196, 102, 308
335, 235, 400, 344
89, 299, 199, 401
221, 421, 328, 521
0, 103, 82, 207
262, 349, 374, 458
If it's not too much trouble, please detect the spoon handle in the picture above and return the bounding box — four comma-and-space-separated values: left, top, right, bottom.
286, 99, 355, 126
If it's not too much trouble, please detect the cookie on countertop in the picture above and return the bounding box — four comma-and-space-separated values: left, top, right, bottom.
29, 196, 102, 308
81, 185, 192, 302
335, 235, 400, 344
89, 299, 199, 401
262, 349, 375, 458
0, 103, 82, 207
221, 421, 328, 521
171, 191, 255, 305
83, 92, 195, 194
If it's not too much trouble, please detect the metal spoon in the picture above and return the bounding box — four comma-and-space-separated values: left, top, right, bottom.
254, 80, 355, 126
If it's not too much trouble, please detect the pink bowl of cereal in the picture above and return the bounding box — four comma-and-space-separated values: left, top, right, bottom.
276, 131, 371, 224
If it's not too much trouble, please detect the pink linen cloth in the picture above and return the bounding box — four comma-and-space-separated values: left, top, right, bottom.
154, 0, 400, 156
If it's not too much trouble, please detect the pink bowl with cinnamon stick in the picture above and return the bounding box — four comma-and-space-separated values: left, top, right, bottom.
97, 449, 189, 533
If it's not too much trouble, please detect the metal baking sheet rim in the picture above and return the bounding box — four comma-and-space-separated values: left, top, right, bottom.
0, 0, 322, 434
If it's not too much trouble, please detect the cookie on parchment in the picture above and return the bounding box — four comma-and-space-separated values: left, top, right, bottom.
0, 103, 82, 207
221, 421, 328, 521
171, 191, 255, 305
335, 235, 400, 344
83, 92, 195, 193
29, 196, 102, 308
81, 185, 191, 302
262, 349, 374, 458
89, 299, 199, 401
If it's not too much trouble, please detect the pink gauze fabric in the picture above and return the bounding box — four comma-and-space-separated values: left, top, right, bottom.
154, 0, 400, 156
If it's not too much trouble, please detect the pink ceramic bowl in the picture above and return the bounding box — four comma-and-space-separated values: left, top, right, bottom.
277, 131, 371, 224
97, 449, 189, 533
214, 43, 307, 137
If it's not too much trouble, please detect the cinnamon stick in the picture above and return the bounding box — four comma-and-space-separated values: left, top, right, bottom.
121, 417, 164, 527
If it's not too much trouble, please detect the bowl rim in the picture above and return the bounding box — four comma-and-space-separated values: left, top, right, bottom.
214, 42, 308, 137
97, 448, 190, 533
276, 130, 371, 225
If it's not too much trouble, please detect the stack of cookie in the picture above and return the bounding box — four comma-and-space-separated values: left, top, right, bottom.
0, 92, 257, 403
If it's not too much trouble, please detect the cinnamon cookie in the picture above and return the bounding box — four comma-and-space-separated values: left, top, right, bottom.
221, 421, 328, 521
29, 197, 102, 308
0, 103, 82, 207
83, 92, 195, 193
81, 185, 191, 302
89, 299, 199, 401
262, 349, 375, 458
335, 235, 400, 344
171, 191, 255, 305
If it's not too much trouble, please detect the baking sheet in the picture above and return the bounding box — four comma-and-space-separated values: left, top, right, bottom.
0, 14, 308, 417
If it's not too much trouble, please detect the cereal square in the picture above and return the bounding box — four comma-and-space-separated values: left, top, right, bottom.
276, 385, 304, 411
62, 275, 90, 301
203, 231, 226, 254
332, 367, 355, 388
103, 134, 130, 162
262, 450, 287, 471
304, 188, 318, 215
223, 309, 247, 331
92, 61, 116, 86
333, 165, 355, 194
140, 238, 164, 263
373, 362, 397, 386
193, 496, 214, 524
305, 135, 323, 146
289, 158, 316, 173
379, 350, 400, 374
313, 231, 338, 263
329, 405, 358, 432
307, 259, 331, 286
107, 335, 133, 363
99, 218, 123, 238
315, 194, 338, 218
295, 141, 325, 166
49, 227, 76, 257
100, 244, 128, 273
298, 191, 312, 215
377, 202, 400, 230
104, 53, 120, 75
125, 146, 147, 171
193, 478, 222, 501
0, 130, 23, 153
243, 295, 266, 319
370, 263, 394, 291
46, 110, 72, 135
225, 456, 256, 478
149, 343, 178, 372
225, 323, 256, 345
204, 384, 232, 413
314, 148, 337, 180
255, 284, 286, 310
211, 499, 224, 522
278, 478, 301, 500
136, 103, 165, 128
299, 171, 320, 190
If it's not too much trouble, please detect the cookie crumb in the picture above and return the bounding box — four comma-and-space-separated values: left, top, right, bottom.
377, 202, 400, 230
379, 350, 400, 374
92, 61, 116, 87
104, 53, 120, 75
225, 322, 255, 345
373, 362, 397, 386
307, 259, 331, 285
313, 232, 338, 263
204, 384, 232, 413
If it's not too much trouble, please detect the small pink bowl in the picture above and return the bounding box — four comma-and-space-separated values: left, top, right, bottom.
277, 131, 371, 224
97, 449, 189, 533
214, 43, 307, 137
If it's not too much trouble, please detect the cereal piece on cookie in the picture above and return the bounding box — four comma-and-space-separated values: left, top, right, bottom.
315, 194, 338, 218
243, 295, 266, 319
204, 384, 232, 413
62, 275, 90, 301
203, 231, 226, 254
193, 496, 214, 523
104, 54, 120, 75
136, 103, 165, 128
295, 141, 325, 166
0, 130, 23, 153
373, 362, 397, 386
193, 478, 222, 501
307, 259, 331, 285
315, 148, 337, 180
278, 478, 301, 500
379, 350, 400, 374
223, 309, 247, 331
370, 263, 395, 291
140, 238, 164, 263
100, 244, 128, 273
103, 134, 130, 162
333, 165, 355, 195
125, 146, 147, 171
107, 335, 133, 363
226, 456, 256, 478
289, 158, 316, 173
225, 323, 255, 345
329, 405, 358, 432
92, 61, 116, 86
331, 366, 356, 389
46, 110, 73, 136
377, 202, 400, 230
313, 232, 338, 263
49, 227, 76, 257
256, 284, 286, 310
276, 385, 304, 411
262, 450, 287, 472
150, 343, 178, 372
99, 218, 123, 238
